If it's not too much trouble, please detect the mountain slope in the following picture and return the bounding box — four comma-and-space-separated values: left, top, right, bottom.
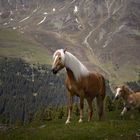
0, 0, 140, 84
0, 28, 51, 64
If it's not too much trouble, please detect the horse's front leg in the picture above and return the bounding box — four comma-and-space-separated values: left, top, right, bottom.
65, 92, 73, 124
121, 107, 127, 116
79, 96, 84, 123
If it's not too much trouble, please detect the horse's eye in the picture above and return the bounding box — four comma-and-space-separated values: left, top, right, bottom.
59, 57, 61, 60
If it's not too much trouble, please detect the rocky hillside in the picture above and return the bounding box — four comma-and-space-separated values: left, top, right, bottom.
0, 0, 140, 84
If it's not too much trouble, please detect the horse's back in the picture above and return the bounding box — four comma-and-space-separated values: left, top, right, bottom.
129, 92, 140, 107
130, 92, 140, 99
134, 92, 140, 102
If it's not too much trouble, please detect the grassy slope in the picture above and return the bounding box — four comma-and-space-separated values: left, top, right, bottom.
0, 110, 140, 140
0, 28, 51, 64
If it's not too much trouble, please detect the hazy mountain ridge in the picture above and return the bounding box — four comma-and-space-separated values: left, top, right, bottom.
0, 0, 140, 84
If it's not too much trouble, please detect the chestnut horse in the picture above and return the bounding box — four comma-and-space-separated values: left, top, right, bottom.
114, 85, 140, 116
52, 49, 106, 124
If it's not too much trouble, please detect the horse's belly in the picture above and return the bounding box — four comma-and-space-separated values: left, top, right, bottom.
68, 84, 81, 96
67, 80, 100, 98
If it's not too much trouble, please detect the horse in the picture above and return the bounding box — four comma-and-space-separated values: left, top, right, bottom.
114, 85, 140, 116
52, 49, 106, 124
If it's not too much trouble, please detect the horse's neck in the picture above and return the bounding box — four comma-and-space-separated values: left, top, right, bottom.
65, 52, 89, 81
122, 93, 129, 100
66, 68, 76, 81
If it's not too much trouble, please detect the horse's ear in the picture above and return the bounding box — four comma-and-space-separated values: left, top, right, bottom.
122, 85, 125, 89
63, 48, 67, 54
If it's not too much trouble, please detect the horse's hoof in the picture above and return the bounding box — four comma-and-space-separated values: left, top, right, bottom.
65, 120, 71, 124
78, 119, 83, 123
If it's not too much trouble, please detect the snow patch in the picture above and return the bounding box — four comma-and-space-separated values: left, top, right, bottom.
53, 8, 56, 12
103, 40, 108, 48
103, 38, 112, 48
75, 18, 79, 23
118, 25, 125, 30
33, 9, 37, 13
19, 16, 30, 23
37, 17, 47, 25
3, 23, 8, 26
75, 18, 82, 29
44, 12, 48, 15
74, 6, 78, 13
13, 27, 17, 30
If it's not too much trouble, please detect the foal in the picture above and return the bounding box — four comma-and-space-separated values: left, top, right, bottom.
52, 49, 106, 124
114, 85, 140, 116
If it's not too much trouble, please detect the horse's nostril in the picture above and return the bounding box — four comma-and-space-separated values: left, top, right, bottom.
52, 68, 57, 74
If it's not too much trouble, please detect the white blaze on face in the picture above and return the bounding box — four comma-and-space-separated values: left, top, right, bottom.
52, 55, 58, 69
115, 88, 121, 98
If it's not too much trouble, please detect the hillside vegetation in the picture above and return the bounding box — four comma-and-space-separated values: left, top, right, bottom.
0, 28, 51, 64
0, 57, 67, 124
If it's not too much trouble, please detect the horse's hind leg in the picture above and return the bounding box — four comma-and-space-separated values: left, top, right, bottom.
96, 96, 105, 121
87, 98, 93, 122
79, 96, 84, 123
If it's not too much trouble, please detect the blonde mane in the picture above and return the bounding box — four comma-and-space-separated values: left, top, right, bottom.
54, 49, 89, 81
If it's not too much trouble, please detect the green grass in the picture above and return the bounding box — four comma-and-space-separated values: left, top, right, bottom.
0, 28, 51, 64
0, 110, 140, 140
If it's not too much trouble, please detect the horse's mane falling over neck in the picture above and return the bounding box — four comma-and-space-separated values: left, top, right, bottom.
64, 51, 89, 81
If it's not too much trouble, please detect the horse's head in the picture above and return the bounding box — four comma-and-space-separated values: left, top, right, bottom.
52, 49, 66, 74
114, 85, 126, 100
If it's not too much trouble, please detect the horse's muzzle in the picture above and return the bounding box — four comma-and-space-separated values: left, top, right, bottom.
51, 68, 58, 74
